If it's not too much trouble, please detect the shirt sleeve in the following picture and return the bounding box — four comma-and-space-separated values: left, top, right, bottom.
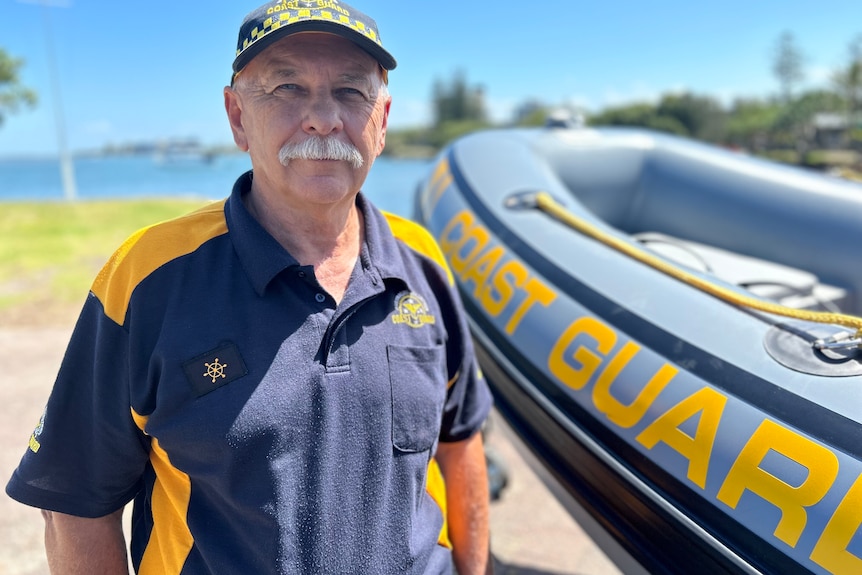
437, 269, 493, 443
5, 292, 149, 518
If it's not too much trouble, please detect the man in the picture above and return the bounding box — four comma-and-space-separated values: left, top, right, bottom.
5, 1, 494, 573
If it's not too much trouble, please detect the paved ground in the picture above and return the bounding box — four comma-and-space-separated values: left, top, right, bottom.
484, 413, 623, 575
0, 322, 622, 575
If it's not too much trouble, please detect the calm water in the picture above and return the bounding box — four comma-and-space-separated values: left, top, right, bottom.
0, 154, 434, 218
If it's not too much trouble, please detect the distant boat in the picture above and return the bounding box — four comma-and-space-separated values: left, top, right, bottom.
414, 125, 862, 575
153, 141, 215, 165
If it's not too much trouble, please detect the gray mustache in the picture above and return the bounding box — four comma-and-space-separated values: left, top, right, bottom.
278, 137, 364, 169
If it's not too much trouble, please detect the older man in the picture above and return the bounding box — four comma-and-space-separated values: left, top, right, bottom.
6, 1, 493, 574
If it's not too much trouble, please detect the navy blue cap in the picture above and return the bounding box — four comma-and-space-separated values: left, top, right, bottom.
233, 0, 397, 75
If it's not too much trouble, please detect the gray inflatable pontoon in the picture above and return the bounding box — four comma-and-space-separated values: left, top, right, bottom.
414, 126, 862, 575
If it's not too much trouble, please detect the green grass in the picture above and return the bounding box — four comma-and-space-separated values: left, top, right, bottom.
804, 149, 861, 167
0, 198, 211, 313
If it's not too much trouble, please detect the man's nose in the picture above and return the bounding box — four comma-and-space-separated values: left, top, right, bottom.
301, 93, 343, 136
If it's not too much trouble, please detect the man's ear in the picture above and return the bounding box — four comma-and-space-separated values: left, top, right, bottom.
224, 86, 249, 152
376, 96, 391, 157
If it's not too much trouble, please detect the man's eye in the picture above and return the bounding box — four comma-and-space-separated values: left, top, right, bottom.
274, 84, 300, 93
337, 88, 366, 99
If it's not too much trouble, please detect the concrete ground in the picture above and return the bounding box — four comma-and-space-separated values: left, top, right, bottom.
484, 411, 623, 575
0, 323, 622, 575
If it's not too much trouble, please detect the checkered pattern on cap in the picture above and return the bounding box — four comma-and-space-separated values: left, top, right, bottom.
233, 0, 396, 74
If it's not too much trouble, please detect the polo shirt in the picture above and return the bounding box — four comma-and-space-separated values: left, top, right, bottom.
6, 171, 493, 575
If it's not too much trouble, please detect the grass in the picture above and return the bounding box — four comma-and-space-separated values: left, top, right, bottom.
0, 198, 211, 320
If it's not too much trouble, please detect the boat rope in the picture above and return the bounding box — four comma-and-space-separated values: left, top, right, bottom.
524, 191, 862, 348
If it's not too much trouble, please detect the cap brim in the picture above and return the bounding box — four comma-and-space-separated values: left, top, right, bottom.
232, 20, 397, 74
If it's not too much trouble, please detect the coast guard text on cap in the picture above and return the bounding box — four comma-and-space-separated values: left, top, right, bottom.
233, 0, 397, 77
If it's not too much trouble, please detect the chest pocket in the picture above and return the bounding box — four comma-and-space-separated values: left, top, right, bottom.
387, 344, 447, 453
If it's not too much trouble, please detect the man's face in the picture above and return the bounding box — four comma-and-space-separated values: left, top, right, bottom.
224, 32, 390, 208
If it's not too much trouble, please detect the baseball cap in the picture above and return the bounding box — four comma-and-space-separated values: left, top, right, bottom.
232, 0, 397, 78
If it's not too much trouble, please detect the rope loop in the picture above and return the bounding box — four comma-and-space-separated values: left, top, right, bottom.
533, 191, 862, 338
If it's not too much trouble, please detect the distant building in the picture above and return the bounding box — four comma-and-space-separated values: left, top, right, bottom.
811, 112, 862, 149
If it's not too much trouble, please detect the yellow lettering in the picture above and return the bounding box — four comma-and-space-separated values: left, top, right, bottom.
438, 210, 471, 259
810, 472, 862, 575
423, 159, 451, 214
548, 317, 616, 391
593, 342, 679, 428
635, 387, 727, 488
450, 222, 489, 277
504, 277, 556, 335
482, 260, 527, 317
439, 210, 492, 276
463, 246, 504, 302
716, 419, 840, 547
436, 210, 555, 333
279, 0, 344, 10
268, 1, 289, 14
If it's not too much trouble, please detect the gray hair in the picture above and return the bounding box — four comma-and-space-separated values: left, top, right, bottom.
278, 136, 365, 168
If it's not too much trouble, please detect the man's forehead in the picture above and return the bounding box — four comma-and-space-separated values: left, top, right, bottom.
237, 32, 384, 88
256, 32, 377, 69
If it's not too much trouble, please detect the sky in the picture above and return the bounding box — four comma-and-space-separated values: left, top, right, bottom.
0, 0, 860, 157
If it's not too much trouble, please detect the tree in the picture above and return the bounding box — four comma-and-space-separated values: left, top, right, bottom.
512, 99, 550, 126
772, 31, 805, 103
588, 101, 689, 138
656, 92, 726, 142
0, 48, 37, 127
771, 89, 844, 155
831, 34, 862, 114
431, 70, 488, 126
424, 70, 491, 148
725, 98, 782, 151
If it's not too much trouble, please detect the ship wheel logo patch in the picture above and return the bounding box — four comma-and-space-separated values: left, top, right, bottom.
183, 343, 248, 397
204, 359, 228, 383
391, 292, 436, 328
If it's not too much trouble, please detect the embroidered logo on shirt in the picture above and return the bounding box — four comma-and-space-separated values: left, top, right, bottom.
183, 343, 248, 397
28, 409, 46, 453
391, 292, 436, 328
204, 358, 229, 383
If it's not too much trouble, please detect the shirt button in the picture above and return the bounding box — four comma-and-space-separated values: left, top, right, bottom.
298, 271, 306, 278
315, 293, 326, 303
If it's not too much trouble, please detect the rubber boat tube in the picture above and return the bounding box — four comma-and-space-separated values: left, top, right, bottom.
414, 126, 862, 575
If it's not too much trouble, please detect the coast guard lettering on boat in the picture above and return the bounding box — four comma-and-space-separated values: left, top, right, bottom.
437, 210, 556, 336
424, 158, 862, 575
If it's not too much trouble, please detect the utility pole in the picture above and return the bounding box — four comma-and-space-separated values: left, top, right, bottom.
17, 0, 77, 200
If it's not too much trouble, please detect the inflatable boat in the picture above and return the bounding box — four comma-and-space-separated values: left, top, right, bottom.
413, 126, 862, 575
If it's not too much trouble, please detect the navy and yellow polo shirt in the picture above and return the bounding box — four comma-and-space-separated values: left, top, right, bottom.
6, 171, 492, 575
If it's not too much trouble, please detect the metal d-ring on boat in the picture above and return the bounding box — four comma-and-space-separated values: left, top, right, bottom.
813, 332, 862, 351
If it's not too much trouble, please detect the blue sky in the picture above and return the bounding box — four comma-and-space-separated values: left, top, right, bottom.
1, 0, 860, 157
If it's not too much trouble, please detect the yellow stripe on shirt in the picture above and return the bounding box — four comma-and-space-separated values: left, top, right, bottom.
384, 211, 455, 287
92, 200, 228, 325
131, 409, 194, 575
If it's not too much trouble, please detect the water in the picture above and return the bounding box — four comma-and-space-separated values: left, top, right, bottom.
0, 154, 434, 218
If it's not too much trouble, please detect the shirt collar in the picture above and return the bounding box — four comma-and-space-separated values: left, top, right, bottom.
354, 192, 408, 287
226, 171, 408, 296
226, 171, 299, 295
